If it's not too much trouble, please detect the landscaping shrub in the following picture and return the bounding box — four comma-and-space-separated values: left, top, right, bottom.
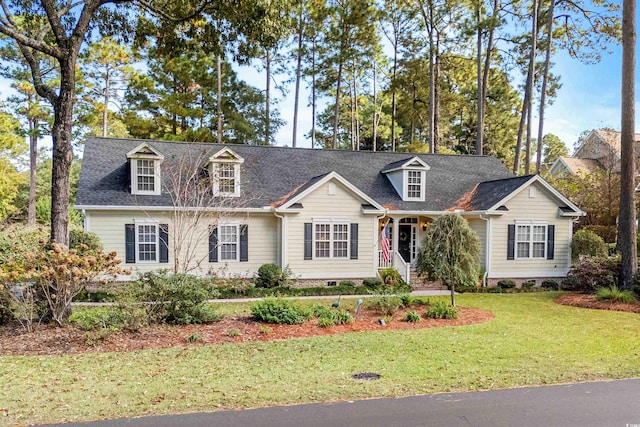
0, 294, 11, 325
404, 310, 421, 323
0, 243, 126, 327
497, 279, 516, 289
318, 317, 334, 328
339, 280, 356, 287
368, 294, 402, 315
521, 280, 536, 291
315, 307, 355, 327
255, 264, 293, 288
400, 293, 415, 308
571, 229, 607, 261
132, 271, 222, 325
425, 301, 458, 319
250, 298, 311, 324
562, 257, 621, 294
595, 285, 636, 303
69, 229, 103, 252
69, 308, 120, 331
363, 277, 383, 288
455, 283, 480, 293
379, 268, 403, 285
541, 279, 559, 290
582, 225, 617, 244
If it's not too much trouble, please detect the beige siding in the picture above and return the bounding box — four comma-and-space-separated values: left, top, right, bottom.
488, 181, 572, 278
467, 217, 487, 270
285, 179, 378, 279
86, 210, 278, 278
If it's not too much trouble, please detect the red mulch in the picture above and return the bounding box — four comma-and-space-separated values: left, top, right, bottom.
555, 294, 640, 314
0, 306, 493, 356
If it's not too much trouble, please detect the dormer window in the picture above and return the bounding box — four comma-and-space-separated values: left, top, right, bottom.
406, 170, 424, 199
126, 143, 164, 196
381, 156, 429, 202
209, 147, 244, 197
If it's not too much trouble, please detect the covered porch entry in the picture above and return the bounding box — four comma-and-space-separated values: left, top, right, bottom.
378, 216, 432, 283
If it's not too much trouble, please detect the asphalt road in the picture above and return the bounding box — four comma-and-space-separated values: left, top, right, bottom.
41, 378, 640, 427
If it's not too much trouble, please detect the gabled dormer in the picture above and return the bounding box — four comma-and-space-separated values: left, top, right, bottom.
126, 143, 164, 196
381, 156, 430, 201
208, 147, 244, 197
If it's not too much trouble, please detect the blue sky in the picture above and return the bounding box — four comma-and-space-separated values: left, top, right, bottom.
0, 23, 632, 155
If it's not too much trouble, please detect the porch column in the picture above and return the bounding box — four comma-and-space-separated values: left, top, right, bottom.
392, 216, 399, 256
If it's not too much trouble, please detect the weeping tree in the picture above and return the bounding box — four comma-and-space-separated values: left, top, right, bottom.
416, 213, 480, 306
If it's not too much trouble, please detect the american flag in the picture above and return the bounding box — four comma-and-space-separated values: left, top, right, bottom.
380, 220, 391, 262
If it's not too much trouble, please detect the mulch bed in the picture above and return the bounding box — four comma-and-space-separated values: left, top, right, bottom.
0, 306, 494, 356
555, 293, 640, 314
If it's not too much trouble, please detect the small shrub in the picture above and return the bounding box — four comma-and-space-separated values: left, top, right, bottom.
83, 329, 112, 346
256, 264, 293, 288
227, 328, 242, 337
339, 280, 356, 287
595, 285, 636, 303
259, 326, 272, 334
497, 279, 516, 289
69, 229, 103, 252
363, 277, 383, 288
318, 317, 334, 328
400, 294, 415, 308
0, 295, 12, 325
250, 298, 311, 324
455, 283, 480, 293
404, 310, 421, 323
314, 305, 355, 326
379, 268, 403, 285
368, 295, 402, 315
572, 229, 607, 261
332, 309, 355, 325
562, 257, 621, 293
132, 271, 222, 325
185, 333, 203, 343
425, 301, 458, 319
541, 280, 559, 290
69, 308, 116, 331
521, 280, 536, 291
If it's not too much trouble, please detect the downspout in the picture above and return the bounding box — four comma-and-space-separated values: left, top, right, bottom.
82, 209, 89, 231
479, 214, 490, 287
274, 211, 286, 269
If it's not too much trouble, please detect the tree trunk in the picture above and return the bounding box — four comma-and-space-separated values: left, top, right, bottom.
217, 52, 223, 144
618, 0, 637, 290
332, 61, 344, 149
428, 1, 435, 153
524, 0, 539, 175
265, 49, 271, 146
434, 35, 440, 153
476, 1, 483, 155
391, 38, 398, 152
372, 61, 377, 152
292, 3, 304, 148
311, 38, 317, 149
50, 59, 75, 246
27, 118, 37, 226
103, 64, 109, 137
536, 0, 555, 173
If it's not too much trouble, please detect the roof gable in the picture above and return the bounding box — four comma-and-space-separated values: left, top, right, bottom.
126, 142, 164, 160
209, 147, 244, 163
381, 156, 430, 173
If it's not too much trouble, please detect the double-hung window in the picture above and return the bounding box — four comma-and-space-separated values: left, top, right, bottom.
516, 224, 547, 259
314, 222, 349, 259
137, 223, 159, 262
212, 162, 241, 197
219, 224, 239, 261
407, 170, 422, 199
136, 159, 156, 193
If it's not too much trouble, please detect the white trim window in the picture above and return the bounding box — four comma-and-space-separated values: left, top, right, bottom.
404, 170, 425, 201
516, 223, 547, 259
213, 162, 241, 197
314, 221, 349, 259
131, 158, 162, 195
137, 222, 159, 262
219, 224, 239, 261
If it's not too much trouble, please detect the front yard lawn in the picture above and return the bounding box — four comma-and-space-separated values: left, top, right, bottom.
1, 292, 639, 426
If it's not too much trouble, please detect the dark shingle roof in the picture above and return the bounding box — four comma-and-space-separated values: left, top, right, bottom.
76, 137, 516, 211
467, 175, 535, 211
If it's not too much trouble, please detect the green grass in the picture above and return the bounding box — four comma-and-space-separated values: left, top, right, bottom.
2, 293, 640, 426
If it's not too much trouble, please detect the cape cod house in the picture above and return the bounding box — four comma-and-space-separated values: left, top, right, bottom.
76, 137, 585, 286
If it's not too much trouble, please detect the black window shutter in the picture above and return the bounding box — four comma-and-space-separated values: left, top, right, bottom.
304, 223, 312, 260
125, 224, 136, 263
547, 225, 555, 260
159, 224, 169, 263
209, 227, 218, 262
507, 224, 515, 260
239, 225, 249, 262
350, 223, 358, 260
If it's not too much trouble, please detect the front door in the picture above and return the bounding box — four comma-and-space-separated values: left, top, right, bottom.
398, 224, 412, 263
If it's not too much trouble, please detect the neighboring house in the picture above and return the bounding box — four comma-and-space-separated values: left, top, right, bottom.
548, 129, 640, 177
76, 137, 585, 286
